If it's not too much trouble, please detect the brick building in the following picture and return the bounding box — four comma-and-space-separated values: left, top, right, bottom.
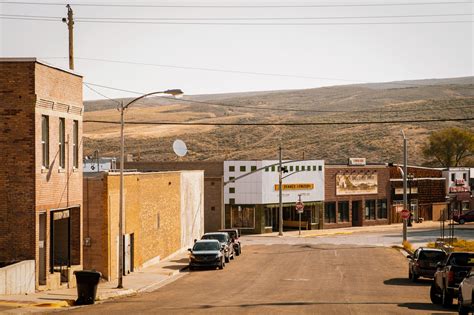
83, 171, 204, 280
125, 161, 224, 233
0, 58, 83, 290
323, 164, 391, 229
390, 165, 446, 222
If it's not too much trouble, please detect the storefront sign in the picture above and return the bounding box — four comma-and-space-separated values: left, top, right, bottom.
348, 158, 366, 166
449, 186, 470, 193
274, 183, 314, 191
336, 174, 378, 195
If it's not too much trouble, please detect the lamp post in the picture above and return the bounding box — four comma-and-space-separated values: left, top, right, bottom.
401, 130, 408, 242
117, 89, 183, 289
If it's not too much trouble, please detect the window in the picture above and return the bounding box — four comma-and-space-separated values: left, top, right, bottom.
229, 165, 235, 172
451, 173, 455, 181
324, 202, 336, 223
296, 166, 300, 172
229, 187, 235, 194
265, 167, 269, 172
229, 198, 235, 205
59, 118, 65, 169
290, 165, 294, 172
319, 165, 322, 171
301, 166, 305, 171
377, 199, 388, 219
73, 120, 78, 168
338, 201, 350, 222
240, 166, 246, 172
313, 165, 316, 171
365, 200, 376, 220
463, 173, 467, 180
271, 165, 275, 172
265, 207, 273, 227
251, 166, 257, 172
229, 177, 235, 181
41, 115, 49, 168
211, 206, 216, 211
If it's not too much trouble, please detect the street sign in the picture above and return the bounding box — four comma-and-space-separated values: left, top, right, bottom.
401, 209, 410, 220
296, 201, 304, 213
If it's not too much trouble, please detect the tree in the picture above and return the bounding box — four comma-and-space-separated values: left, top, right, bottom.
422, 127, 474, 167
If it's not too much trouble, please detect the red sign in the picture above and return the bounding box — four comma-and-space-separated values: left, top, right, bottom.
295, 201, 304, 213
401, 209, 410, 220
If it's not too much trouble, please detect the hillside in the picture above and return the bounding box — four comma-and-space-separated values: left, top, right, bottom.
83, 77, 474, 165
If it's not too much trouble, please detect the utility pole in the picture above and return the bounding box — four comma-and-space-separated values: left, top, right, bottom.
401, 130, 408, 242
278, 145, 283, 236
118, 101, 124, 288
63, 4, 74, 70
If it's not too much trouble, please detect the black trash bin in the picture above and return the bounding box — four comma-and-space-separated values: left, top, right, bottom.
74, 270, 102, 305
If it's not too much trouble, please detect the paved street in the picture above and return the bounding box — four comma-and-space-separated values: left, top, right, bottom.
62, 243, 456, 314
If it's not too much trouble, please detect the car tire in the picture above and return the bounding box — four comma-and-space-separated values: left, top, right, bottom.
225, 254, 230, 263
459, 218, 465, 225
219, 258, 224, 270
458, 292, 469, 315
189, 265, 194, 271
442, 288, 453, 307
236, 247, 240, 256
430, 283, 442, 305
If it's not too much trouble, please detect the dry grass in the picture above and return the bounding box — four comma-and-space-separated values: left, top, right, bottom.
403, 240, 415, 253
427, 239, 474, 252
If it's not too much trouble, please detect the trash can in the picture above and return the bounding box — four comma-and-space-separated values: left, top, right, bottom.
74, 270, 102, 305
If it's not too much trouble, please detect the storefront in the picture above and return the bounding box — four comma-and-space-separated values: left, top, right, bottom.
224, 160, 324, 234
323, 162, 391, 229
443, 168, 472, 214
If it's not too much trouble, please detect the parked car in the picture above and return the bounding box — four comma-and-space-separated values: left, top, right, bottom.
201, 232, 234, 263
219, 229, 241, 256
458, 269, 474, 315
430, 252, 474, 307
407, 248, 447, 281
453, 210, 474, 224
188, 240, 225, 270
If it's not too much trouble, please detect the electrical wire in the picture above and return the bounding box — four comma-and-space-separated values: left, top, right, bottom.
83, 82, 121, 105
83, 117, 474, 125
82, 82, 474, 114
0, 1, 472, 8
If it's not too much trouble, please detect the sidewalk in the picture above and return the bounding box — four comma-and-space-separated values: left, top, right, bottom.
252, 220, 444, 238
0, 251, 190, 314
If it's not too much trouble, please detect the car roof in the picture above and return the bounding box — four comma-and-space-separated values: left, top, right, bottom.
195, 239, 220, 244
203, 232, 228, 236
419, 247, 445, 252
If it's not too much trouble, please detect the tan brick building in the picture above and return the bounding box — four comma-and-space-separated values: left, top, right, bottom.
0, 58, 83, 290
83, 171, 204, 280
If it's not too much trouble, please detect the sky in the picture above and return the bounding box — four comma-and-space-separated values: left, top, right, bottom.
0, 0, 473, 100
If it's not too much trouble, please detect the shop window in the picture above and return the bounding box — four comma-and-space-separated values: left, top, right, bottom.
231, 206, 255, 229
324, 202, 336, 223
240, 165, 246, 172
338, 201, 350, 222
377, 199, 388, 219
365, 200, 376, 220
251, 166, 257, 172
229, 165, 235, 172
264, 208, 273, 227
229, 187, 235, 194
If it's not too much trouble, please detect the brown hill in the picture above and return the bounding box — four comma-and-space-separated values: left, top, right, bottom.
83, 77, 474, 165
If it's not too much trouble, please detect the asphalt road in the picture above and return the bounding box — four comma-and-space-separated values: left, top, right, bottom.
62, 244, 456, 314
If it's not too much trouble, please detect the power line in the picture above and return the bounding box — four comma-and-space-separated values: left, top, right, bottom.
83, 82, 121, 105
82, 82, 474, 114
3, 13, 472, 20
83, 117, 474, 125
0, 1, 471, 8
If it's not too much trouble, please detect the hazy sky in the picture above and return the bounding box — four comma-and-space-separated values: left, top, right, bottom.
1, 0, 473, 100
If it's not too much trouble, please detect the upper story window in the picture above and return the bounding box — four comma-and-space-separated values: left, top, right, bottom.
463, 173, 467, 181
229, 165, 235, 172
59, 118, 65, 169
251, 166, 257, 172
240, 165, 246, 172
73, 120, 78, 168
451, 173, 455, 181
41, 115, 49, 168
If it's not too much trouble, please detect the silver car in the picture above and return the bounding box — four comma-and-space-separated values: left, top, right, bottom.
458, 270, 474, 315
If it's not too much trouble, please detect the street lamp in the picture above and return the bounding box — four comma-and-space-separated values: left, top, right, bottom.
117, 89, 183, 289
401, 130, 408, 242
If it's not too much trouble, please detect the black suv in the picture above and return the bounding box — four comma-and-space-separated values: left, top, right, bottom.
188, 240, 225, 270
201, 232, 235, 263
219, 229, 241, 256
430, 251, 474, 307
407, 248, 446, 281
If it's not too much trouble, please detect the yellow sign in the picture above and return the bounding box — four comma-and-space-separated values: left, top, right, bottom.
274, 183, 314, 191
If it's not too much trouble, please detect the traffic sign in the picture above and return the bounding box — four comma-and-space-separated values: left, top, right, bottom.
296, 201, 304, 213
401, 209, 410, 220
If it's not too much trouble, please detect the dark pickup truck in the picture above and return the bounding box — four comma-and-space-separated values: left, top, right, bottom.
430, 252, 474, 307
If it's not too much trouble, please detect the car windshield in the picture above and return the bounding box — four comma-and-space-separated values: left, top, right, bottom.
448, 253, 474, 266
202, 234, 227, 242
418, 251, 446, 261
193, 242, 220, 251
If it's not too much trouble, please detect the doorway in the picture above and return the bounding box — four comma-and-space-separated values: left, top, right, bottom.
352, 201, 361, 226
39, 213, 46, 285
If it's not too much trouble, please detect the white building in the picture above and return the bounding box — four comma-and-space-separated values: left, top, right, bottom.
83, 157, 116, 173
443, 168, 471, 213
223, 160, 324, 233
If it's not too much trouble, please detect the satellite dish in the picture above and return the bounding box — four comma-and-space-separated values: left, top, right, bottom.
173, 139, 188, 157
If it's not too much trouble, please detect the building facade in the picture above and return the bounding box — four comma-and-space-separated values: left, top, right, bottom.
323, 164, 391, 229
83, 171, 204, 280
224, 160, 325, 234
443, 168, 472, 214
0, 59, 83, 290
125, 161, 224, 233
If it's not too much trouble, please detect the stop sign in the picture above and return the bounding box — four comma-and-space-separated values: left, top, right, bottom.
296, 201, 304, 213
401, 209, 410, 220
